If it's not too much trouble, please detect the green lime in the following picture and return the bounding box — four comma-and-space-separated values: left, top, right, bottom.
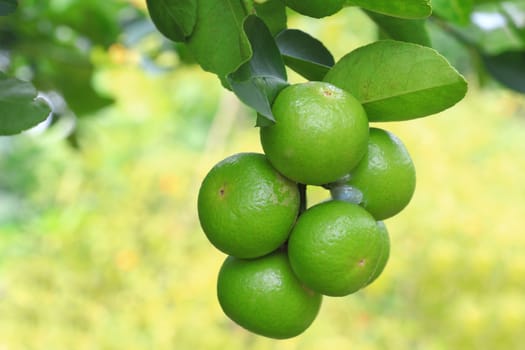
341, 127, 416, 220
198, 153, 300, 259
286, 0, 344, 18
217, 251, 322, 339
260, 82, 369, 185
365, 221, 390, 286
287, 200, 386, 296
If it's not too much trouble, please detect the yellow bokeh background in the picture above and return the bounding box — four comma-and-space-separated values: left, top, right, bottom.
1, 7, 524, 350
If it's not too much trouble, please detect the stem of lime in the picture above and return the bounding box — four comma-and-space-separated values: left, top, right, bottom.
242, 0, 255, 14
298, 183, 307, 216
330, 184, 363, 205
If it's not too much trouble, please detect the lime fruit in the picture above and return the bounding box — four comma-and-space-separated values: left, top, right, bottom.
339, 127, 416, 220
287, 200, 386, 296
217, 251, 322, 339
260, 82, 369, 186
365, 221, 390, 286
198, 153, 300, 259
286, 0, 344, 18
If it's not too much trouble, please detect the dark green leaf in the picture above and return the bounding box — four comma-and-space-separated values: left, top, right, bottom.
0, 72, 51, 135
256, 113, 275, 127
227, 15, 288, 124
324, 40, 468, 121
50, 2, 127, 48
275, 29, 335, 81
30, 45, 114, 117
57, 74, 114, 117
0, 0, 17, 16
432, 0, 474, 25
366, 11, 431, 46
254, 0, 287, 36
483, 51, 525, 93
345, 0, 431, 19
186, 0, 251, 86
146, 0, 197, 42
285, 0, 344, 18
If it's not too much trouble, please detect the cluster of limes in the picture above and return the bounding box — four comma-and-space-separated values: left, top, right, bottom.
198, 82, 416, 339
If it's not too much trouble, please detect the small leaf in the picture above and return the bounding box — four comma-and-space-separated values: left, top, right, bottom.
324, 40, 468, 121
186, 0, 251, 86
0, 0, 17, 16
227, 15, 288, 124
366, 11, 431, 46
432, 0, 474, 25
345, 0, 431, 19
276, 29, 335, 81
254, 0, 287, 36
53, 67, 114, 117
0, 72, 51, 135
146, 0, 197, 42
31, 45, 114, 117
483, 51, 525, 93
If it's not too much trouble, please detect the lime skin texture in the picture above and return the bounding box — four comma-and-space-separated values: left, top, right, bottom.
288, 200, 388, 297
260, 81, 369, 186
217, 251, 323, 339
197, 152, 300, 259
366, 220, 390, 286
344, 127, 416, 220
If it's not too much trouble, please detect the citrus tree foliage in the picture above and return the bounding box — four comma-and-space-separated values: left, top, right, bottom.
143, 0, 524, 126
0, 0, 17, 16
0, 0, 143, 134
0, 0, 524, 135
0, 72, 50, 135
145, 0, 467, 124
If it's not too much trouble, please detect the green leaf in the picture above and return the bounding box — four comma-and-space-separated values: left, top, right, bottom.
186, 0, 251, 86
55, 69, 114, 117
0, 0, 17, 16
0, 72, 51, 135
146, 0, 197, 42
275, 29, 335, 81
432, 0, 474, 25
227, 15, 288, 124
30, 45, 114, 117
366, 11, 431, 46
474, 0, 500, 3
345, 0, 431, 19
254, 0, 287, 36
483, 51, 525, 93
324, 40, 468, 121
49, 2, 126, 48
461, 11, 523, 54
256, 112, 275, 127
499, 3, 525, 46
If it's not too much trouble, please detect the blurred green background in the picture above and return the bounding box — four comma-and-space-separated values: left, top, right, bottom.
1, 2, 525, 349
